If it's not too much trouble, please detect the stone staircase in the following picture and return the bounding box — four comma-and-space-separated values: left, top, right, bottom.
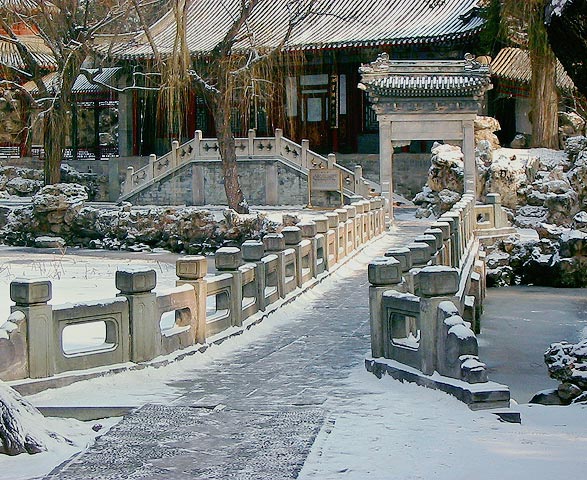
119, 129, 373, 205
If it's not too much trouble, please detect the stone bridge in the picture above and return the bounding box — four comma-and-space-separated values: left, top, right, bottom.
2, 199, 385, 392
119, 129, 372, 207
367, 193, 515, 409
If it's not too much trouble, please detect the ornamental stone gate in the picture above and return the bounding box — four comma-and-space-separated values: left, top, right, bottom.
359, 53, 492, 218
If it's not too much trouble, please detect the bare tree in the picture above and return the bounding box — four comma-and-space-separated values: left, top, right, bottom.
0, 0, 158, 184
132, 0, 318, 213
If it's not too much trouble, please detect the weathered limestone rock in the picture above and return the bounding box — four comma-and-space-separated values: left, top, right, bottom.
0, 381, 56, 455
486, 152, 534, 209
427, 144, 464, 193
474, 115, 501, 150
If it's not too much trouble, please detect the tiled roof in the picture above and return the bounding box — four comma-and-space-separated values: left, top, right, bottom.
491, 47, 575, 91
367, 75, 489, 97
358, 53, 491, 98
108, 0, 484, 59
0, 34, 56, 70
23, 67, 121, 95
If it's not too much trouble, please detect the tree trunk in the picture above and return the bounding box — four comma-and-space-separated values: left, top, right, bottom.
530, 46, 559, 148
210, 96, 249, 213
43, 105, 66, 184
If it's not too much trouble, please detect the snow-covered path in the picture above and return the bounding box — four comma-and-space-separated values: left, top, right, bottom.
40, 215, 430, 479
3, 211, 587, 480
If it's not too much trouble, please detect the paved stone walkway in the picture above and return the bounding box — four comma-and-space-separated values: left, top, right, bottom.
46, 212, 430, 480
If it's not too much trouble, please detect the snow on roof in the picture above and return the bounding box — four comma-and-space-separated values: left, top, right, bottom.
0, 34, 56, 70
23, 67, 121, 95
106, 0, 485, 59
492, 47, 575, 92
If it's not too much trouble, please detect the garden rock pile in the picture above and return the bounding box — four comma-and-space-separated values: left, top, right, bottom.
485, 136, 587, 287
0, 164, 107, 200
531, 340, 587, 405
0, 183, 277, 253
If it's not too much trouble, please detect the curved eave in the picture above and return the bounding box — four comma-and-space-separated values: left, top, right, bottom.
370, 86, 488, 97
108, 25, 484, 61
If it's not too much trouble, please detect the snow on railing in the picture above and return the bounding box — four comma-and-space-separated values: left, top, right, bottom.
2, 199, 386, 383
121, 128, 371, 200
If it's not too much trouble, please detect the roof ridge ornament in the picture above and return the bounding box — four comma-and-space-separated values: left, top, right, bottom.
360, 52, 394, 73
464, 52, 489, 73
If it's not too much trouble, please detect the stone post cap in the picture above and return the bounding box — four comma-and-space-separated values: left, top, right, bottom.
351, 202, 364, 214
368, 256, 402, 285
10, 278, 52, 305
361, 200, 372, 211
424, 228, 443, 250
417, 266, 459, 297
325, 212, 339, 229
431, 221, 451, 240
384, 247, 413, 272
176, 255, 207, 280
407, 242, 431, 266
343, 205, 356, 218
298, 221, 318, 238
215, 247, 243, 270
334, 208, 348, 222
486, 193, 501, 204
313, 216, 329, 233
282, 226, 302, 245
263, 233, 285, 251
414, 234, 437, 252
116, 267, 157, 294
241, 240, 265, 261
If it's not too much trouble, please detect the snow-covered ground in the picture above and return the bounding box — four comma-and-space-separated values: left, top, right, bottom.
2, 235, 587, 479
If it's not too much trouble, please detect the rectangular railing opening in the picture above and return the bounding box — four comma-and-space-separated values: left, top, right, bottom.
242, 281, 257, 311
265, 269, 278, 299
62, 320, 117, 357
206, 290, 230, 323
285, 261, 296, 283
389, 313, 420, 351
160, 308, 192, 337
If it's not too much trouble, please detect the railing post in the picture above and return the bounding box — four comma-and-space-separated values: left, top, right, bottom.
282, 226, 303, 287
10, 279, 54, 378
149, 154, 156, 179
325, 212, 340, 263
124, 166, 134, 194
417, 266, 459, 376
486, 192, 505, 228
194, 130, 202, 157
343, 205, 356, 252
171, 140, 179, 169
176, 255, 208, 344
368, 257, 402, 358
354, 165, 362, 194
263, 233, 287, 298
328, 153, 336, 169
301, 139, 309, 168
116, 267, 158, 363
299, 221, 318, 279
242, 240, 267, 311
274, 128, 282, 155
248, 129, 256, 156
215, 247, 244, 327
313, 216, 329, 272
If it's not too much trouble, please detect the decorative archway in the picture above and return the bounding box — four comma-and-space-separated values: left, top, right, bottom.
359, 53, 491, 218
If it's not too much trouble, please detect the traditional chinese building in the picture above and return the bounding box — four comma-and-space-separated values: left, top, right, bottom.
111, 0, 485, 157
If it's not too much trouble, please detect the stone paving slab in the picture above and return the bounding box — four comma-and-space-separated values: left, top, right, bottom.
47, 404, 325, 480
45, 212, 431, 479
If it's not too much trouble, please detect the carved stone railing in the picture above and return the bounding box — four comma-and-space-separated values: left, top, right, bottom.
367, 194, 513, 409
120, 129, 371, 202
2, 199, 385, 386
